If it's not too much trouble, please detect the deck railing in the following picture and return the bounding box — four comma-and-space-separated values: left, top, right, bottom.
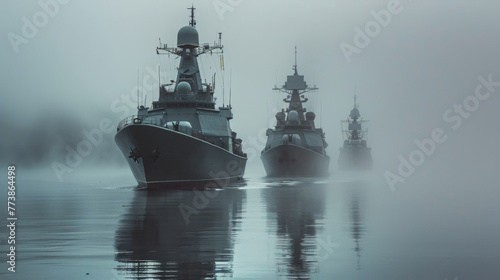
117, 115, 163, 131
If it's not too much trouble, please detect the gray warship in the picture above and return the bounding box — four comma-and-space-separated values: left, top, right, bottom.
115, 7, 247, 187
260, 50, 330, 177
338, 96, 373, 170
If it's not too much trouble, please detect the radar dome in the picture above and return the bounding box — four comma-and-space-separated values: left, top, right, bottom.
276, 112, 286, 121
305, 112, 316, 121
287, 110, 299, 122
176, 81, 192, 94
177, 26, 199, 47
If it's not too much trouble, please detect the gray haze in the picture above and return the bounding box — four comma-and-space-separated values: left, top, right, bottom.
1, 0, 500, 185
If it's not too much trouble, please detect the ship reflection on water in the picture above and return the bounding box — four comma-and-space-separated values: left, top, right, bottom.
262, 180, 327, 278
344, 181, 366, 271
112, 179, 369, 279
114, 188, 245, 279
9, 171, 500, 279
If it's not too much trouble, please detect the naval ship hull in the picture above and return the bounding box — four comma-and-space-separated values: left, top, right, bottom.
261, 144, 330, 177
115, 124, 247, 188
338, 147, 373, 170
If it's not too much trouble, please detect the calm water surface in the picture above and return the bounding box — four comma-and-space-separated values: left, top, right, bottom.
1, 168, 499, 279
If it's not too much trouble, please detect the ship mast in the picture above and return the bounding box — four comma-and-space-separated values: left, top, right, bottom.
293, 45, 298, 75
272, 47, 317, 124
154, 6, 224, 108
188, 5, 196, 27
341, 95, 369, 141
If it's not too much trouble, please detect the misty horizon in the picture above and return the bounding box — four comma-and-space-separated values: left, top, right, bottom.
1, 0, 499, 186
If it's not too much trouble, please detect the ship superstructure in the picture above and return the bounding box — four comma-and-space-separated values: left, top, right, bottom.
115, 7, 246, 187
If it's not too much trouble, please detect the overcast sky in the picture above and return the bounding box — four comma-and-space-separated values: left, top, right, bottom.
1, 0, 500, 183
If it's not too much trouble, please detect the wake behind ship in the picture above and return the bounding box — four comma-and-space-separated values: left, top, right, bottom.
115, 7, 247, 187
260, 49, 330, 177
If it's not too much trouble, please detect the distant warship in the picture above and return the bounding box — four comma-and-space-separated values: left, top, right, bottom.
115, 7, 247, 187
260, 49, 330, 177
338, 96, 372, 170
